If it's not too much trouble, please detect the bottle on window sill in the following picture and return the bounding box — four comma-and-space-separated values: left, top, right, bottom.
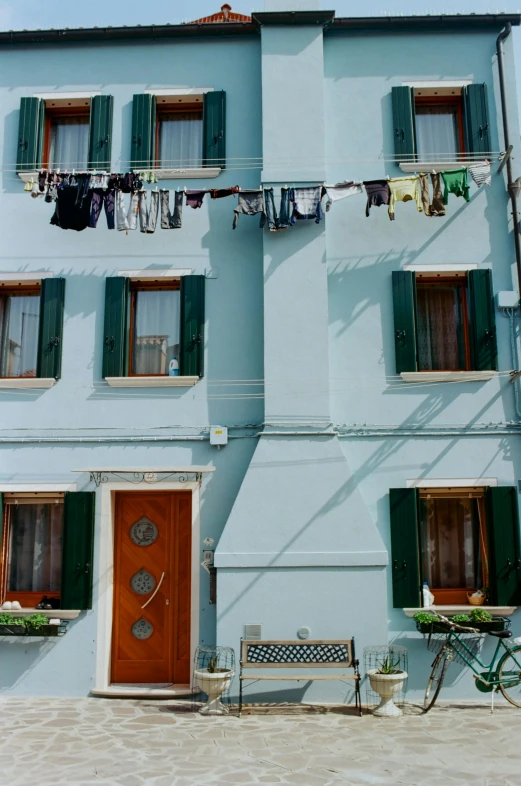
422, 581, 435, 609
169, 358, 179, 377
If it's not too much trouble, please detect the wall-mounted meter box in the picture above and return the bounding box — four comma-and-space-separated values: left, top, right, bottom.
210, 426, 228, 446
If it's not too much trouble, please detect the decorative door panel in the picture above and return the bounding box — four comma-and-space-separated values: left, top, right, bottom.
111, 492, 191, 684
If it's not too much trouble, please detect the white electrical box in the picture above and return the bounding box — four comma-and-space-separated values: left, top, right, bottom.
210, 426, 228, 446
497, 291, 520, 309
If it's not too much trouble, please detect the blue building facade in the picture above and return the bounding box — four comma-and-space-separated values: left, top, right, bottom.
0, 2, 520, 703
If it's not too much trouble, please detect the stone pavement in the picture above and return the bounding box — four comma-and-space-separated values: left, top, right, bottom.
0, 698, 520, 785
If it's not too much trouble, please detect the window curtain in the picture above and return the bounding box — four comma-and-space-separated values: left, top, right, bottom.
159, 113, 203, 168
0, 294, 40, 377
415, 106, 459, 159
420, 497, 482, 589
132, 290, 180, 375
49, 117, 89, 169
8, 503, 63, 592
416, 286, 464, 371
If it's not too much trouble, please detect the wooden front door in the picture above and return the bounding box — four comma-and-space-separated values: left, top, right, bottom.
111, 492, 191, 684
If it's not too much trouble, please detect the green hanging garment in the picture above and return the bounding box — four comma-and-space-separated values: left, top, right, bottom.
441, 168, 471, 205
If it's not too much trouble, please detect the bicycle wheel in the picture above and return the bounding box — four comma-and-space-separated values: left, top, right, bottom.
424, 652, 449, 712
498, 645, 521, 708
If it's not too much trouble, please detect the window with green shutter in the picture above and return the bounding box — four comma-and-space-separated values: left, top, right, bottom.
61, 491, 96, 610
391, 269, 497, 374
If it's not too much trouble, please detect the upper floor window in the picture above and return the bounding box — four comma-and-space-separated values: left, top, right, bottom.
45, 104, 90, 170
0, 285, 40, 378
156, 98, 204, 169
130, 281, 181, 376
414, 95, 465, 160
416, 276, 470, 372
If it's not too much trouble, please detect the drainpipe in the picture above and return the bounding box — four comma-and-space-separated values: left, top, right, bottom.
497, 23, 521, 295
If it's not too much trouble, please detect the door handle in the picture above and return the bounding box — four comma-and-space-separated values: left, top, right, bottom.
141, 571, 165, 610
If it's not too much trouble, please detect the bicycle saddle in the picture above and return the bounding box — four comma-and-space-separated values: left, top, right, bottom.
488, 630, 512, 638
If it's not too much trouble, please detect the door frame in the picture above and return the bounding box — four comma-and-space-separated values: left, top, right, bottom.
94, 480, 200, 692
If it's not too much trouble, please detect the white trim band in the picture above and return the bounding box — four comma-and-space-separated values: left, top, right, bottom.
400, 371, 495, 384
0, 378, 56, 389
105, 376, 199, 388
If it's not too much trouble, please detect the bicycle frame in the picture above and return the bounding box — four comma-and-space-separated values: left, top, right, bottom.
443, 629, 521, 687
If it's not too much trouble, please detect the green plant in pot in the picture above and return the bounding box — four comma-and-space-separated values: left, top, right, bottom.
194, 654, 234, 715
367, 653, 407, 717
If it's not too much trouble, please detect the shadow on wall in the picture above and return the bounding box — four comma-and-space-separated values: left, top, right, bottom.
0, 639, 57, 691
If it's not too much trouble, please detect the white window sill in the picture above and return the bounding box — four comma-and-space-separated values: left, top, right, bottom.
400, 371, 495, 384
399, 160, 485, 174
0, 378, 55, 389
105, 376, 199, 388
133, 168, 222, 180
0, 608, 81, 620
404, 606, 517, 617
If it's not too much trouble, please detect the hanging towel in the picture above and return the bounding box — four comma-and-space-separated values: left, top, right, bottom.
419, 173, 446, 218
211, 186, 240, 199
468, 162, 491, 188
363, 180, 390, 217
186, 190, 206, 209
233, 190, 266, 229
289, 186, 324, 224
138, 190, 159, 233
441, 168, 470, 204
160, 190, 183, 229
388, 176, 422, 221
324, 181, 363, 211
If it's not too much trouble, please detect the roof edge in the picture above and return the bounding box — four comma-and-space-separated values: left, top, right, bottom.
252, 10, 335, 29
331, 14, 521, 32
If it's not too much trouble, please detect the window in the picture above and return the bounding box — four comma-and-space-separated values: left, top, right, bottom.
0, 285, 40, 378
130, 92, 226, 172
102, 275, 205, 384
16, 95, 113, 172
391, 84, 491, 162
392, 269, 497, 374
130, 282, 181, 376
389, 486, 521, 608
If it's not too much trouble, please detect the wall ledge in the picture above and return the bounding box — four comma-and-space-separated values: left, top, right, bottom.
0, 377, 55, 389
400, 371, 495, 384
403, 606, 517, 617
105, 376, 199, 388
215, 550, 389, 568
133, 168, 221, 180
0, 608, 81, 620
399, 160, 486, 173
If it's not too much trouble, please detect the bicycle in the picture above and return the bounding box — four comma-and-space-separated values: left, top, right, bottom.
422, 613, 521, 711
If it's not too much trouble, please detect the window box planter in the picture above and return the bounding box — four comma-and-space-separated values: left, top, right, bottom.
0, 623, 67, 637
416, 617, 509, 635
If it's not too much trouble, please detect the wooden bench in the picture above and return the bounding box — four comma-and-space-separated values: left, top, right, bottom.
239, 638, 362, 715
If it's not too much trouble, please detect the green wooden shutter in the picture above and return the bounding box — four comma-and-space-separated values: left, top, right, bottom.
392, 271, 418, 373
16, 97, 44, 171
61, 491, 95, 610
0, 493, 3, 555
102, 277, 129, 379
88, 95, 114, 170
36, 278, 65, 379
180, 275, 205, 378
391, 86, 416, 160
468, 269, 497, 371
464, 84, 491, 156
130, 94, 156, 169
486, 487, 521, 606
390, 488, 421, 608
203, 91, 226, 169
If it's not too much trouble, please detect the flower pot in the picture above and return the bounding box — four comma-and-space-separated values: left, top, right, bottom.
367, 669, 408, 717
194, 668, 234, 715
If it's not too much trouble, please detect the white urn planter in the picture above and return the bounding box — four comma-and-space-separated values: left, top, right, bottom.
194, 668, 234, 715
367, 669, 408, 717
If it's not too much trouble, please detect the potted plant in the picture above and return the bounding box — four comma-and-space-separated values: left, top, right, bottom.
194, 655, 235, 715
0, 612, 63, 637
367, 655, 408, 717
414, 609, 507, 634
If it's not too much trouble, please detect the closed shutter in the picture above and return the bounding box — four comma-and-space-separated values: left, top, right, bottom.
390, 488, 421, 608
102, 277, 129, 379
88, 95, 114, 170
464, 84, 491, 156
180, 275, 205, 378
468, 269, 497, 371
130, 94, 156, 169
36, 278, 65, 379
61, 491, 95, 610
486, 487, 521, 606
391, 86, 416, 160
16, 97, 44, 171
203, 91, 226, 169
392, 271, 418, 373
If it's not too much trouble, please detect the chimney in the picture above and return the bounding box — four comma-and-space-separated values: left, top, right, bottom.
221, 3, 231, 19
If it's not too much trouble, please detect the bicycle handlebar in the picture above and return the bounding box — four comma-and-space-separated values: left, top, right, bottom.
435, 613, 479, 634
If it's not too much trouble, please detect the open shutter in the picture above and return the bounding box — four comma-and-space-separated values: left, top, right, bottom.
391, 86, 416, 161
392, 271, 418, 373
486, 487, 521, 606
16, 97, 44, 171
88, 95, 114, 170
0, 493, 3, 556
130, 94, 156, 169
203, 91, 226, 169
61, 491, 95, 610
464, 84, 491, 156
468, 269, 497, 371
180, 275, 205, 378
36, 277, 65, 379
102, 277, 129, 379
390, 488, 421, 608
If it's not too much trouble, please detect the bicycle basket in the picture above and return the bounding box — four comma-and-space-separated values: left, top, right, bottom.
417, 622, 482, 665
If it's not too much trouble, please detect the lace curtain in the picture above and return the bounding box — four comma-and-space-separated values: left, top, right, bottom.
0, 294, 40, 377
415, 105, 459, 159
158, 113, 203, 168
132, 289, 180, 375
49, 117, 89, 169
8, 503, 63, 592
416, 285, 465, 371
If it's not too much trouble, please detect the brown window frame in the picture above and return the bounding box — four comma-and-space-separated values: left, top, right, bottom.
0, 283, 41, 380
155, 101, 204, 169
128, 280, 181, 377
42, 104, 91, 170
415, 274, 472, 372
414, 94, 466, 156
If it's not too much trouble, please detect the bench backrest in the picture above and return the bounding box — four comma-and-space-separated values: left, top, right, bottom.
241, 639, 356, 669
